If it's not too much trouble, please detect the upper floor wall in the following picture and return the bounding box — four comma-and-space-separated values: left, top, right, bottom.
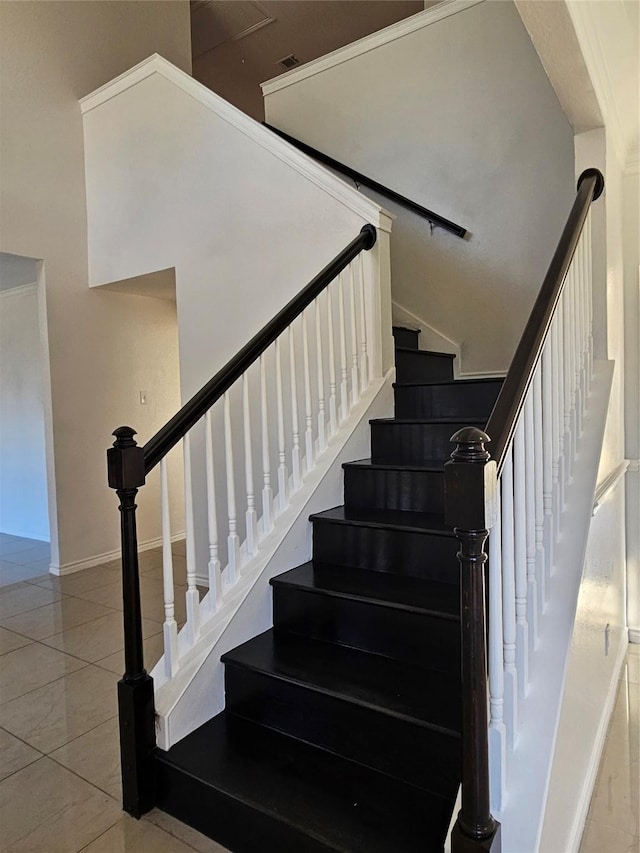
263, 0, 576, 375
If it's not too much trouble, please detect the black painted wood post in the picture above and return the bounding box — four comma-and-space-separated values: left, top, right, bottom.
107, 426, 156, 818
445, 427, 501, 853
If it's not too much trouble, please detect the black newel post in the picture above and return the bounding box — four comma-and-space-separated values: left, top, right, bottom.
445, 427, 501, 853
107, 426, 156, 818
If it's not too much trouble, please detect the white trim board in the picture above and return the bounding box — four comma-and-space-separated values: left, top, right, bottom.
261, 0, 485, 96
0, 282, 38, 301
80, 55, 391, 231
629, 629, 640, 644
593, 460, 629, 513
51, 530, 186, 576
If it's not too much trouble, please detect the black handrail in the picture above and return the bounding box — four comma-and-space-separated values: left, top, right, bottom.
108, 223, 377, 817
486, 168, 604, 473
443, 166, 604, 853
263, 123, 467, 239
143, 224, 377, 474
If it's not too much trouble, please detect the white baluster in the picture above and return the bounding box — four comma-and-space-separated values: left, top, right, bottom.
524, 392, 538, 652
205, 410, 222, 611
224, 392, 239, 584
160, 458, 179, 677
348, 261, 360, 405
289, 326, 302, 490
586, 212, 593, 384
488, 495, 506, 810
326, 285, 338, 437
572, 250, 583, 436
533, 367, 546, 616
556, 299, 566, 515
183, 434, 200, 643
579, 231, 588, 421
338, 271, 349, 421
501, 453, 518, 747
275, 338, 288, 513
243, 373, 258, 557
357, 253, 368, 393
302, 309, 314, 472
260, 354, 274, 536
315, 298, 326, 454
562, 290, 573, 481
513, 420, 529, 697
542, 345, 554, 581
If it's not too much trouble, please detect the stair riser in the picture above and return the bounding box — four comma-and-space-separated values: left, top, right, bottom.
370, 420, 484, 465
344, 466, 444, 514
312, 517, 458, 582
225, 666, 461, 797
392, 328, 420, 349
156, 760, 329, 853
394, 381, 502, 420
395, 350, 454, 382
273, 586, 460, 671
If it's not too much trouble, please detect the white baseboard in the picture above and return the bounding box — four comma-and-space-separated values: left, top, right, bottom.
457, 369, 507, 380
629, 628, 640, 644
51, 530, 186, 576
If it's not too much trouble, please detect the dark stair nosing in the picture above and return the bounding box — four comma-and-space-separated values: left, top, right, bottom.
271, 561, 459, 619
343, 458, 444, 473
311, 505, 454, 537
156, 713, 455, 853
222, 629, 461, 737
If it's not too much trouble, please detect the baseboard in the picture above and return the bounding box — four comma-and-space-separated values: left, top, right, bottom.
629, 628, 640, 644
51, 530, 186, 576
0, 527, 49, 543
564, 632, 629, 853
457, 369, 507, 380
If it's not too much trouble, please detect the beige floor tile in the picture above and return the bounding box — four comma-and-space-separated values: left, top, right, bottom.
0, 626, 32, 656
50, 716, 121, 800
96, 630, 165, 676
628, 643, 640, 657
41, 610, 162, 663
0, 756, 121, 852
75, 573, 171, 611
0, 584, 63, 620
589, 745, 640, 837
0, 728, 41, 782
0, 562, 43, 587
82, 814, 196, 852
145, 808, 231, 852
580, 819, 639, 853
33, 563, 121, 596
2, 545, 51, 565
0, 665, 118, 753
0, 642, 87, 704
620, 653, 640, 686
0, 595, 117, 641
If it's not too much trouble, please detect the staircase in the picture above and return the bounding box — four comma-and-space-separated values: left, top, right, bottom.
154, 326, 503, 852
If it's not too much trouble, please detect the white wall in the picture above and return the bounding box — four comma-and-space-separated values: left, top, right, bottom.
263, 0, 576, 374
0, 1, 192, 570
81, 56, 391, 579
0, 284, 49, 540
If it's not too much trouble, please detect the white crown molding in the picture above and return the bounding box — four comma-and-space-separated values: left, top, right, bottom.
565, 2, 631, 174
260, 0, 485, 96
80, 55, 391, 231
0, 282, 37, 301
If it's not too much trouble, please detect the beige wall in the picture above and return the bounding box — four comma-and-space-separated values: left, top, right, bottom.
0, 1, 191, 570
264, 0, 576, 375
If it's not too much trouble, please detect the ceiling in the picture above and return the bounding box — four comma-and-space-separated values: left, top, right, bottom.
190, 1, 432, 120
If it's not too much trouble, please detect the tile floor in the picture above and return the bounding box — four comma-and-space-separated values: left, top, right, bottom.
0, 532, 637, 852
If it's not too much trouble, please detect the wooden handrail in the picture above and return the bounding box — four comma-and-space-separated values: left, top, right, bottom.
143, 225, 377, 474
263, 123, 467, 239
486, 168, 604, 472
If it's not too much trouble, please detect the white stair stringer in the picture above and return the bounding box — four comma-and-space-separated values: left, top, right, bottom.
493, 361, 614, 853
152, 371, 394, 750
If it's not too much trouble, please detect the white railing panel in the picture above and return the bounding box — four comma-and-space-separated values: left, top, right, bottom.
160, 458, 179, 677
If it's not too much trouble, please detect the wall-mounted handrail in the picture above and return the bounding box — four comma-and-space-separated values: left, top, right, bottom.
263, 123, 467, 239
486, 169, 604, 473
143, 224, 377, 474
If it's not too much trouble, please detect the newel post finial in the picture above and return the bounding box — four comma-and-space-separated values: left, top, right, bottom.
445, 426, 501, 853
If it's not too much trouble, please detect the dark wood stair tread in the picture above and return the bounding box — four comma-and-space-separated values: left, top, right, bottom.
156, 713, 455, 853
394, 346, 456, 359
343, 457, 444, 473
271, 561, 459, 618
311, 505, 454, 536
393, 377, 503, 388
